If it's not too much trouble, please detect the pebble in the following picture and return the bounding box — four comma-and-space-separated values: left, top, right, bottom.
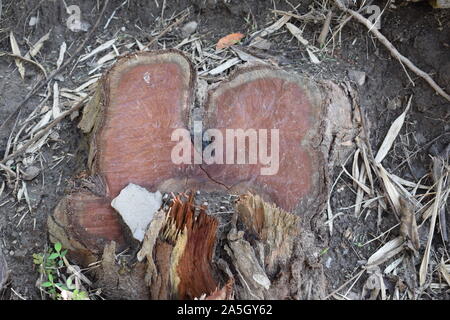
181, 21, 198, 37
29, 16, 39, 26
22, 166, 40, 181
325, 257, 332, 268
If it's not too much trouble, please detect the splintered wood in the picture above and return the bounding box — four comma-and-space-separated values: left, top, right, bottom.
48, 50, 358, 299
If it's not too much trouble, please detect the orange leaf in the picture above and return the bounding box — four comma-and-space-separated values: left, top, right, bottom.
216, 33, 245, 50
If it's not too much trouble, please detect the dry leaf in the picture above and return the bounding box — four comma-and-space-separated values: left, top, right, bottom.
419, 158, 445, 286
439, 259, 450, 286
398, 197, 420, 252
216, 33, 245, 50
208, 57, 241, 75
27, 30, 51, 58
10, 31, 25, 79
366, 236, 404, 269
80, 38, 116, 62
52, 82, 60, 119
375, 96, 411, 163
285, 23, 309, 46
57, 42, 67, 69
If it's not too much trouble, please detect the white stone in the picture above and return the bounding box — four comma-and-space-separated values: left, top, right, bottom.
111, 183, 162, 242
29, 16, 39, 26
181, 21, 198, 37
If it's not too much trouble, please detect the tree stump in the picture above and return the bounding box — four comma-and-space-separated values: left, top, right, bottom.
48, 50, 359, 299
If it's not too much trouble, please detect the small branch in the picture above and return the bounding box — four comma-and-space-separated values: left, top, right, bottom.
1, 97, 88, 165
333, 0, 450, 102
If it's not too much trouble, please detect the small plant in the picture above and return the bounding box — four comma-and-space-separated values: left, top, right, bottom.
33, 242, 89, 300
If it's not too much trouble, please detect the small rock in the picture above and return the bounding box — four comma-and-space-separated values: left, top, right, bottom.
111, 183, 162, 242
325, 257, 332, 268
29, 16, 39, 26
121, 27, 126, 32
348, 70, 366, 86
22, 166, 40, 181
181, 21, 198, 37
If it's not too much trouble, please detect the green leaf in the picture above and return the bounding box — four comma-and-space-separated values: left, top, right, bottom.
48, 273, 54, 283
41, 282, 53, 288
60, 249, 68, 257
54, 242, 62, 253
56, 283, 69, 291
66, 278, 75, 290
48, 253, 59, 260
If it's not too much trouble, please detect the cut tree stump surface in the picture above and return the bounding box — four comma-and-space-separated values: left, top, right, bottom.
48, 50, 358, 298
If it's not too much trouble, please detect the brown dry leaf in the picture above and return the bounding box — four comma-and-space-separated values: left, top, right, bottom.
10, 31, 25, 79
398, 197, 420, 252
216, 33, 245, 50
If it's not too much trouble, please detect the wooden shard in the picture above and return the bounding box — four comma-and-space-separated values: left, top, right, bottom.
236, 193, 300, 277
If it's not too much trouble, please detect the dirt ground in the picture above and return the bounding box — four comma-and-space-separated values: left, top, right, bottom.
0, 0, 449, 300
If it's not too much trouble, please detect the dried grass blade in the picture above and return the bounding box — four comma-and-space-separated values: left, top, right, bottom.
375, 96, 411, 164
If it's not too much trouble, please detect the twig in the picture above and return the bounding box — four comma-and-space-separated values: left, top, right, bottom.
142, 11, 188, 51
324, 269, 365, 299
1, 97, 88, 165
0, 0, 109, 140
333, 0, 450, 102
318, 10, 332, 46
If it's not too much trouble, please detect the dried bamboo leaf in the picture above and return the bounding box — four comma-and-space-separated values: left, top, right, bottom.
0, 52, 47, 77
57, 42, 67, 69
306, 48, 320, 64
377, 164, 401, 214
10, 31, 25, 79
440, 259, 450, 286
366, 236, 404, 269
375, 96, 411, 163
80, 38, 116, 62
286, 23, 309, 46
27, 30, 51, 58
208, 57, 240, 75
419, 158, 445, 286
52, 82, 60, 119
